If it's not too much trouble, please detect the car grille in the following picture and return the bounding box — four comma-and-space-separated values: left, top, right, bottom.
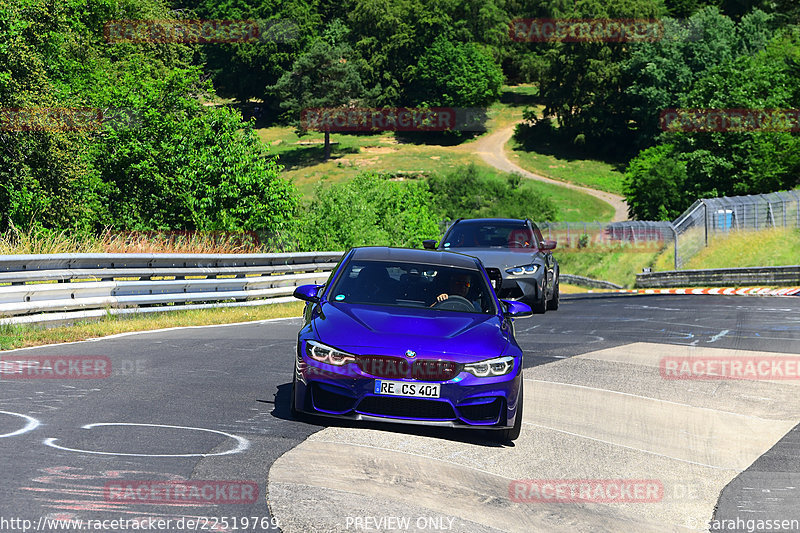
458, 398, 504, 423
356, 397, 456, 420
355, 355, 461, 381
311, 383, 356, 413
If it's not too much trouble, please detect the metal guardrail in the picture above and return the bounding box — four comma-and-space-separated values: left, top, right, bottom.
0, 252, 344, 325
636, 265, 800, 289
559, 274, 623, 290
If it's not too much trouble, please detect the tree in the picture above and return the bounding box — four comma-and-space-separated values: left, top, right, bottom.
621, 7, 770, 149
91, 68, 298, 232
190, 0, 322, 103
407, 36, 504, 108
271, 21, 367, 160
625, 28, 800, 218
623, 144, 688, 220
531, 0, 666, 157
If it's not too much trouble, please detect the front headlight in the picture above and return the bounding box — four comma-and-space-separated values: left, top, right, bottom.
463, 356, 514, 377
505, 264, 539, 276
305, 340, 356, 366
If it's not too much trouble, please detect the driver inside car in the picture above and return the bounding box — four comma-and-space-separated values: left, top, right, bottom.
432, 273, 473, 306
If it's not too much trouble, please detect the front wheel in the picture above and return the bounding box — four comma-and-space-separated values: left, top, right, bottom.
529, 288, 547, 314
547, 280, 560, 311
496, 380, 523, 442
290, 371, 299, 418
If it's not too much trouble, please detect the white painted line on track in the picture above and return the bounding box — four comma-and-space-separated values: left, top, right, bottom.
43, 422, 249, 457
708, 330, 730, 343
0, 410, 41, 438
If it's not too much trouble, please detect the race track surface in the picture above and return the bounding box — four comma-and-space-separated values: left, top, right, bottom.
1, 294, 799, 532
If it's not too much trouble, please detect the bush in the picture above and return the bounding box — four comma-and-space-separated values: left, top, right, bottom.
427, 164, 558, 221
294, 172, 441, 251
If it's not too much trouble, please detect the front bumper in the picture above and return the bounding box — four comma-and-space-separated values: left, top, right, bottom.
495, 273, 543, 302
293, 352, 522, 429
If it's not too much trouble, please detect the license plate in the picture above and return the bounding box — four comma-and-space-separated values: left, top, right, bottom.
374, 380, 440, 398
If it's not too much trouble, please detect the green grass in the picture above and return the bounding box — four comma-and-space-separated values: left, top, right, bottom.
559, 227, 800, 288
557, 249, 665, 288
258, 85, 614, 221
524, 179, 614, 222
260, 127, 486, 197
0, 302, 304, 351
680, 228, 800, 270
508, 138, 626, 195
259, 133, 615, 222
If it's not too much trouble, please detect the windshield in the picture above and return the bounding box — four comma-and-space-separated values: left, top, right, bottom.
441, 223, 534, 249
328, 260, 497, 314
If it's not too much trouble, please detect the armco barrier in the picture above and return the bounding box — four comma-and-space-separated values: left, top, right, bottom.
559, 274, 622, 290
0, 252, 344, 325
636, 265, 800, 288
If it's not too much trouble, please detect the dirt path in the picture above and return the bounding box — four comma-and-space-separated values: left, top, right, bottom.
471, 125, 629, 222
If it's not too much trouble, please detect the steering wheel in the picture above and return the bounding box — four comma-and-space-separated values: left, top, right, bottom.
432, 295, 475, 312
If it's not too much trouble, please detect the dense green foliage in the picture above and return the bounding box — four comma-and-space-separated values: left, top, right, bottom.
3, 0, 800, 244
512, 0, 800, 219
0, 0, 297, 234
291, 166, 559, 251
295, 172, 441, 251
623, 25, 800, 218
427, 164, 558, 221
408, 36, 504, 107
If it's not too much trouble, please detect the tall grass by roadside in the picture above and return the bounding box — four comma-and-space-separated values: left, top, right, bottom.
0, 226, 265, 255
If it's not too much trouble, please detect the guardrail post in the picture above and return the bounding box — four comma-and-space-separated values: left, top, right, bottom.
670, 223, 679, 270
789, 190, 800, 229
700, 199, 708, 247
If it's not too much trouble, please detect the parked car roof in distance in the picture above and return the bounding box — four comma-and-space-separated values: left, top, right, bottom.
350, 246, 482, 270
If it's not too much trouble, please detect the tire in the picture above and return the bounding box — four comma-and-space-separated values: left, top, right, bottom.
497, 380, 523, 442
529, 288, 547, 314
546, 279, 560, 311
290, 371, 299, 418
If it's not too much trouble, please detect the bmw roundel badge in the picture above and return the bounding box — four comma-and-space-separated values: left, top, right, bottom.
405, 350, 417, 358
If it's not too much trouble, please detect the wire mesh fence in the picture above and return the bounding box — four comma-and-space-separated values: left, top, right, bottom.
672, 191, 800, 267
433, 190, 800, 271
537, 221, 674, 253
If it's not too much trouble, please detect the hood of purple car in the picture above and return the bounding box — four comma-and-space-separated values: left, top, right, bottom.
312, 301, 509, 360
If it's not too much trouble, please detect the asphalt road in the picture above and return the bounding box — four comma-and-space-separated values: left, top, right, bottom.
1, 294, 799, 532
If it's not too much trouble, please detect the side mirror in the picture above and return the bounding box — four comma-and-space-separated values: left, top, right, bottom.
539, 239, 557, 251
293, 284, 323, 303
422, 240, 437, 250
501, 299, 533, 318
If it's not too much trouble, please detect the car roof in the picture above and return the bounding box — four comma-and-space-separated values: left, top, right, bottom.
349, 246, 481, 270
451, 218, 529, 226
